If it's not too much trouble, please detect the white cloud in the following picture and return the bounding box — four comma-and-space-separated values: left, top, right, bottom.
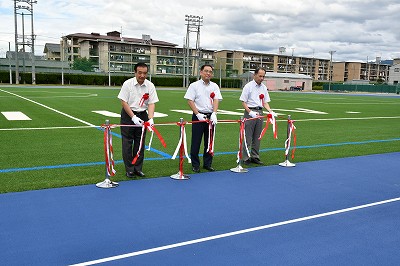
0, 0, 399, 61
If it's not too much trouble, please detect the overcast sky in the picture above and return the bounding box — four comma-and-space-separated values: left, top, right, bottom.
1, 0, 399, 62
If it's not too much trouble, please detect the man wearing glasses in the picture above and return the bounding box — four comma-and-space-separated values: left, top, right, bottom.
184, 64, 223, 173
118, 62, 159, 178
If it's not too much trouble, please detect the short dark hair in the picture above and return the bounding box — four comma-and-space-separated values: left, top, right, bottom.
200, 64, 214, 71
254, 67, 266, 75
134, 62, 148, 72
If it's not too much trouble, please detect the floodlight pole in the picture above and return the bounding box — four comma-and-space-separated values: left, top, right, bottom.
8, 42, 12, 84
183, 15, 203, 87
328, 50, 336, 92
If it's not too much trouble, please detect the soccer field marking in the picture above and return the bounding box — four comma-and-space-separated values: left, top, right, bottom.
1, 111, 31, 121
2, 138, 399, 173
70, 197, 400, 266
1, 116, 400, 131
0, 89, 96, 127
236, 108, 328, 115
92, 110, 169, 118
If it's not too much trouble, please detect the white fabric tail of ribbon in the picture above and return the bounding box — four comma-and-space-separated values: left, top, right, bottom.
172, 124, 191, 163
206, 123, 216, 155
284, 122, 296, 156
146, 131, 154, 151
106, 129, 116, 176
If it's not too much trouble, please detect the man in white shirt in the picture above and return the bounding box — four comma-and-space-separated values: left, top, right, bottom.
239, 67, 276, 165
117, 62, 159, 178
184, 64, 223, 173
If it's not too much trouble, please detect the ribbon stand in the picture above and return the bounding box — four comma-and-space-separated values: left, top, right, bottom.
171, 118, 190, 180
96, 119, 119, 188
279, 115, 296, 167
231, 116, 249, 173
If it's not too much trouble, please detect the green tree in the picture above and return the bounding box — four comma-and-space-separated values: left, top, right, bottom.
72, 57, 95, 72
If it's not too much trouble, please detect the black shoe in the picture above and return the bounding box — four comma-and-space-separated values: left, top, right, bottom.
251, 158, 264, 165
126, 171, 135, 178
243, 159, 251, 165
134, 170, 145, 177
192, 167, 200, 173
203, 166, 215, 172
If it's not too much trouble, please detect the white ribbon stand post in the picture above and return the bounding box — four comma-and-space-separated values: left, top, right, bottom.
96, 119, 119, 188
231, 116, 249, 173
171, 118, 190, 180
279, 115, 296, 167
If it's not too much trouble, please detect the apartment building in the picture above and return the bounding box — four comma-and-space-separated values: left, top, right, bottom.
59, 31, 333, 80
333, 61, 390, 82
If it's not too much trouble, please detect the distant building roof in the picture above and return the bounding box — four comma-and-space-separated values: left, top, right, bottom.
64, 32, 178, 47
43, 43, 61, 53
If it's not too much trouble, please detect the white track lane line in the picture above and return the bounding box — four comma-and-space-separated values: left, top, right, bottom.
70, 197, 400, 266
0, 89, 96, 127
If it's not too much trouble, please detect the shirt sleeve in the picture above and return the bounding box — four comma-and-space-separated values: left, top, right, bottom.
184, 83, 196, 101
117, 79, 131, 102
147, 81, 159, 104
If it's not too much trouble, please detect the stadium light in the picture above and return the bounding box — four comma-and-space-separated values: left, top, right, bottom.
328, 50, 336, 92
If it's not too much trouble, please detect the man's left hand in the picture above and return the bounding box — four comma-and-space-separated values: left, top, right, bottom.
210, 112, 218, 125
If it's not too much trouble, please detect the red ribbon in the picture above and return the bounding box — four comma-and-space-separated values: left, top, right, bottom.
207, 122, 215, 156
131, 122, 166, 165
289, 120, 297, 159
258, 114, 277, 140
103, 125, 116, 176
139, 93, 150, 106
237, 119, 245, 161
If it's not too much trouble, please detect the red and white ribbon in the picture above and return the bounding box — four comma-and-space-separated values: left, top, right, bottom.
139, 93, 149, 107
132, 122, 166, 165
206, 122, 216, 156
236, 119, 250, 163
103, 126, 116, 177
258, 114, 277, 140
284, 119, 297, 159
172, 121, 191, 164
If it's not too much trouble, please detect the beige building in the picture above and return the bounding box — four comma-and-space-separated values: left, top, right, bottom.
59, 31, 331, 80
36, 31, 392, 84
388, 63, 400, 85
333, 61, 390, 82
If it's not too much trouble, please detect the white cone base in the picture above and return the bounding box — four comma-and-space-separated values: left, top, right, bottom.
170, 172, 190, 180
96, 178, 119, 188
230, 165, 249, 173
279, 160, 296, 167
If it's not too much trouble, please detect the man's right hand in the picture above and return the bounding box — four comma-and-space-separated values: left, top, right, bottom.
249, 111, 258, 118
196, 113, 206, 121
132, 115, 144, 125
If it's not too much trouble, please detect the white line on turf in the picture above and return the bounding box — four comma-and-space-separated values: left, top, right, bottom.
0, 89, 96, 127
1, 116, 400, 131
70, 197, 400, 266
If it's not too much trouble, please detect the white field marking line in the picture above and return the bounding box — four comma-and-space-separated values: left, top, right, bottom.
294, 116, 400, 122
0, 126, 97, 131
2, 116, 400, 132
70, 197, 400, 266
0, 89, 96, 127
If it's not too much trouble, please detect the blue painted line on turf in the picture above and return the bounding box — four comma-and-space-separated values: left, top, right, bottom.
1, 138, 399, 173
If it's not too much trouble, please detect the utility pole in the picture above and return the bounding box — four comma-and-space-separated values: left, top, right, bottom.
9, 42, 12, 84
13, 0, 37, 85
183, 15, 203, 87
328, 50, 336, 92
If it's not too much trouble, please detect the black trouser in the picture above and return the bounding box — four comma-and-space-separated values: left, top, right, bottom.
190, 113, 213, 168
120, 108, 148, 172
